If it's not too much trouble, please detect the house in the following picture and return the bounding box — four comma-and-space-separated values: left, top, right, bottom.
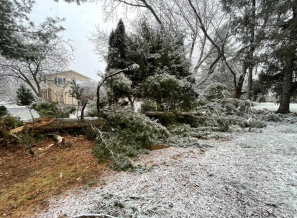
41, 70, 91, 105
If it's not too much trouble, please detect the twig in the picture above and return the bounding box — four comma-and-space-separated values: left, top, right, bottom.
27, 106, 35, 130
91, 125, 117, 162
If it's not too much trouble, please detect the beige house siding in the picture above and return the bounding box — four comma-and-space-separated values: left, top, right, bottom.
41, 70, 91, 105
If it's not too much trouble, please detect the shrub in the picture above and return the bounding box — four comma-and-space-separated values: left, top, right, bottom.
16, 85, 35, 106
203, 82, 229, 100
263, 113, 282, 122
0, 115, 23, 146
0, 115, 23, 130
0, 105, 8, 118
31, 102, 75, 118
142, 71, 197, 111
141, 100, 158, 111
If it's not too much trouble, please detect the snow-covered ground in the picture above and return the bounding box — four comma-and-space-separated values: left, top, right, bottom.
0, 102, 39, 122
252, 102, 297, 113
34, 122, 297, 218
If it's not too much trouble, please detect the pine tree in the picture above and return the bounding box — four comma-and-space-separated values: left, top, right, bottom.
0, 0, 64, 61
125, 22, 191, 85
106, 19, 127, 71
257, 0, 297, 113
16, 85, 35, 106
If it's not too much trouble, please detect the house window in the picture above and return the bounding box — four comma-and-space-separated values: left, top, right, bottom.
55, 77, 66, 84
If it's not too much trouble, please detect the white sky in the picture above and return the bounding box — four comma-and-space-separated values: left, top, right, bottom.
29, 0, 117, 80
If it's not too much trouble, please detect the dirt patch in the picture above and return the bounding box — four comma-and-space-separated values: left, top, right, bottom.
0, 135, 108, 218
150, 144, 170, 150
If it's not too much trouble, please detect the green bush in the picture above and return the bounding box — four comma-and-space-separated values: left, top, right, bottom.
141, 100, 158, 111
0, 105, 8, 118
16, 85, 35, 106
263, 113, 282, 122
0, 115, 23, 146
0, 116, 23, 130
142, 71, 197, 111
31, 102, 75, 118
93, 109, 169, 170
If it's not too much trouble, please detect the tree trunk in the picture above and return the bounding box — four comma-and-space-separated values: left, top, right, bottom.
96, 85, 101, 117
127, 96, 134, 108
11, 118, 104, 134
246, 0, 256, 100
276, 59, 293, 114
234, 65, 247, 99
81, 100, 88, 120
247, 66, 253, 100
276, 4, 296, 114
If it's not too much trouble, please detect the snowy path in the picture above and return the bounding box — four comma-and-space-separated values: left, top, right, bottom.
35, 123, 297, 218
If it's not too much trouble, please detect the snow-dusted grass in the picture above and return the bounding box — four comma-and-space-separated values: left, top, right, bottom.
252, 102, 297, 113
34, 122, 297, 218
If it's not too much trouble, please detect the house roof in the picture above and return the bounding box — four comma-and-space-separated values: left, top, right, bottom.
53, 70, 92, 80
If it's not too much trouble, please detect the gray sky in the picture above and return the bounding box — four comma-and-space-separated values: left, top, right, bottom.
29, 0, 116, 80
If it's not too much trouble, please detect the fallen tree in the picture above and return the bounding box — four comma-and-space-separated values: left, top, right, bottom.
10, 118, 104, 133
141, 111, 199, 117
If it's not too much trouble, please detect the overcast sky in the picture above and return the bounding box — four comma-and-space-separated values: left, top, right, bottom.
29, 0, 117, 80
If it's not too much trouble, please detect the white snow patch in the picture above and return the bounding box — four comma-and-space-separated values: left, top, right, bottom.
34, 123, 297, 218
0, 102, 39, 121
252, 102, 297, 113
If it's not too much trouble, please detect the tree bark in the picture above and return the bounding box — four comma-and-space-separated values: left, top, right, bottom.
276, 59, 294, 114
127, 95, 134, 108
246, 0, 256, 100
276, 4, 297, 114
80, 100, 88, 120
234, 65, 247, 99
11, 118, 104, 134
141, 111, 197, 117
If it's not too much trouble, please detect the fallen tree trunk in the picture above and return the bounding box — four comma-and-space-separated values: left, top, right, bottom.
10, 118, 104, 133
141, 111, 199, 117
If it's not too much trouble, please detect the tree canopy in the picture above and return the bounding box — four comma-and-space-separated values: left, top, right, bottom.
0, 0, 65, 61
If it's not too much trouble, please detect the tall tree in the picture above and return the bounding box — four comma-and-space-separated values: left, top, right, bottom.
258, 0, 297, 113
0, 0, 64, 61
106, 19, 128, 71
0, 0, 33, 59
221, 0, 258, 99
95, 0, 232, 86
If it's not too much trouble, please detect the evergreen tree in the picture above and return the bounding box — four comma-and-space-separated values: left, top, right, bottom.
0, 0, 64, 61
106, 19, 127, 71
104, 20, 196, 111
257, 0, 297, 113
125, 22, 191, 86
16, 85, 35, 106
124, 22, 195, 111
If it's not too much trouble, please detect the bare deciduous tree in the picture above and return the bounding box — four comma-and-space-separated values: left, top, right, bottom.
0, 37, 74, 98
94, 0, 232, 86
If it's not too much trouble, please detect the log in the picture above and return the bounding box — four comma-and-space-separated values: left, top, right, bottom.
48, 133, 65, 143
141, 111, 199, 117
10, 118, 104, 133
